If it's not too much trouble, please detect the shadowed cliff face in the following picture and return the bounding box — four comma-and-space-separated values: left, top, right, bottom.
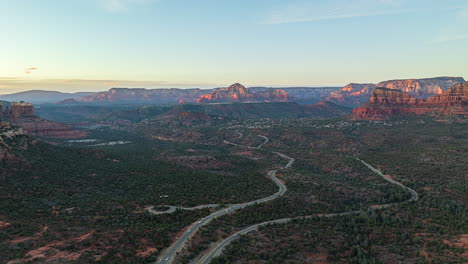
80, 88, 211, 104
327, 77, 465, 107
0, 101, 87, 139
11, 117, 88, 138
352, 82, 468, 120
0, 102, 35, 120
196, 83, 289, 103
326, 83, 377, 107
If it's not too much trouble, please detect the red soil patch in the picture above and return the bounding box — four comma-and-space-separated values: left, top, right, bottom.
443, 234, 468, 250
136, 247, 157, 257
8, 231, 95, 263
0, 221, 11, 229
305, 252, 329, 263
9, 225, 49, 244
9, 236, 35, 244
236, 151, 254, 156
415, 233, 436, 264
421, 241, 432, 264
160, 155, 231, 169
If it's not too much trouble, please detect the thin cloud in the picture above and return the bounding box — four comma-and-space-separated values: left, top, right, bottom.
264, 9, 413, 24
24, 67, 38, 74
100, 0, 155, 12
0, 78, 220, 93
262, 0, 412, 24
429, 5, 468, 44
430, 34, 468, 43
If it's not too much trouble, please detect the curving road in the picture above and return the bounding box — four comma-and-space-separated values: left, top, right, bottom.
147, 204, 220, 215
155, 136, 294, 264
196, 157, 419, 264
223, 135, 269, 150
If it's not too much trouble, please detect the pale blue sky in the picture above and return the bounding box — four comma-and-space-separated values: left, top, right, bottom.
1, 0, 467, 92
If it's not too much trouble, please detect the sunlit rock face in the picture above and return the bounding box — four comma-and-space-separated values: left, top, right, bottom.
377, 77, 466, 99
352, 82, 468, 120
327, 77, 465, 107
196, 83, 290, 103
326, 83, 376, 107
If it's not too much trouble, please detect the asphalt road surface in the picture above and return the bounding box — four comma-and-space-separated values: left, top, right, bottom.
196, 157, 419, 264
155, 136, 294, 264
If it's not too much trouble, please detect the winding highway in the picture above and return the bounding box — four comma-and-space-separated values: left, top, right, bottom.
223, 135, 269, 150
155, 135, 293, 264
196, 157, 419, 264
147, 204, 220, 215
155, 131, 418, 264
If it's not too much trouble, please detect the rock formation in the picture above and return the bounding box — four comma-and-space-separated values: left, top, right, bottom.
196, 83, 289, 103
352, 82, 468, 120
80, 88, 211, 104
77, 86, 337, 104
0, 101, 35, 120
326, 83, 376, 107
0, 101, 87, 138
251, 87, 339, 104
11, 117, 88, 138
377, 77, 465, 99
255, 88, 289, 102
327, 77, 465, 107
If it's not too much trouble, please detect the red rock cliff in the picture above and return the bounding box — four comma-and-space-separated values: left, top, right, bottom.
327, 77, 465, 107
352, 82, 468, 120
326, 83, 376, 106
377, 77, 465, 99
196, 83, 289, 103
1, 101, 87, 138
0, 101, 35, 120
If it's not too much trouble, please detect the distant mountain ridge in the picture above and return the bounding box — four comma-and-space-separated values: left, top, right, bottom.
80, 87, 210, 104
0, 90, 94, 104
2, 77, 464, 106
327, 77, 465, 107
352, 82, 468, 120
75, 85, 339, 104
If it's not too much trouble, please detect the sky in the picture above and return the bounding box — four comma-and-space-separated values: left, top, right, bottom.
1, 0, 468, 93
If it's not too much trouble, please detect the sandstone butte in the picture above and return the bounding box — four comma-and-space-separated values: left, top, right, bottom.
0, 101, 87, 139
327, 77, 465, 107
352, 82, 468, 120
196, 83, 289, 103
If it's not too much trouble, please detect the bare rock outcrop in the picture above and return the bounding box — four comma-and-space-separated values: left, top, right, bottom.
0, 101, 35, 120
377, 77, 465, 99
352, 82, 468, 120
326, 83, 376, 106
327, 77, 465, 107
196, 83, 289, 103
1, 101, 87, 139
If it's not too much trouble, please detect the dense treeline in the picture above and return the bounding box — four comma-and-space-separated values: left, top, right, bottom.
202, 119, 467, 264
0, 128, 277, 263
